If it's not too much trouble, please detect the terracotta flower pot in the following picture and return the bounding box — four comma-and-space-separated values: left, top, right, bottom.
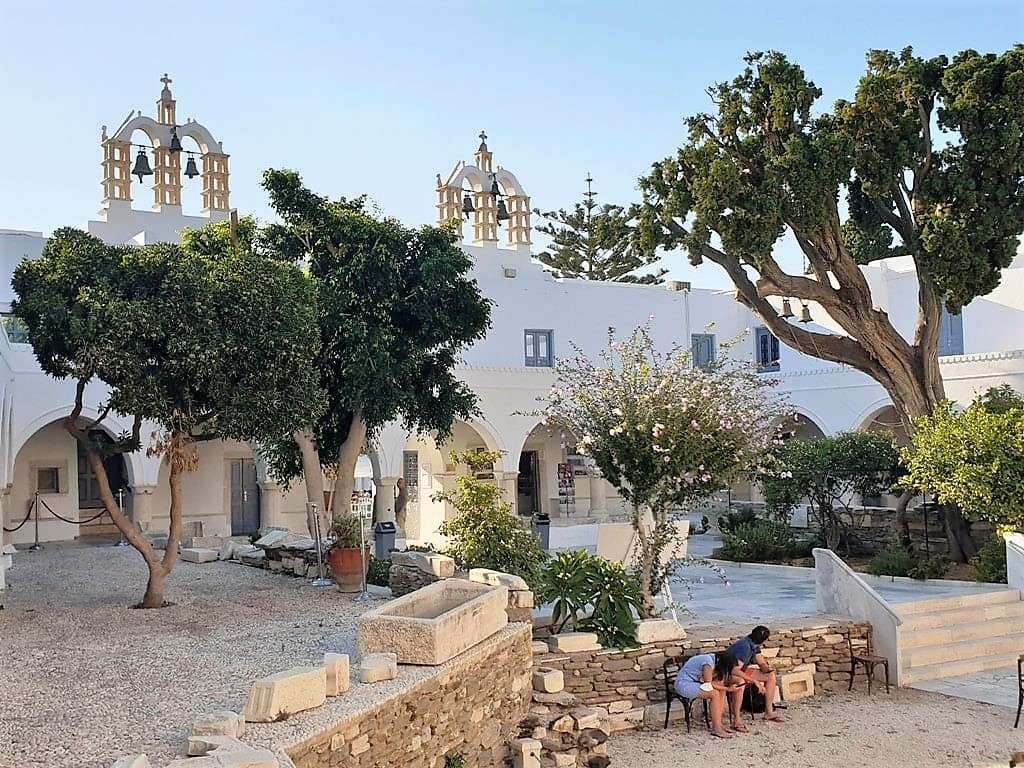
329, 546, 370, 593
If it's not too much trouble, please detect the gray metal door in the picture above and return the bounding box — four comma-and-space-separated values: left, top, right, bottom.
230, 458, 260, 535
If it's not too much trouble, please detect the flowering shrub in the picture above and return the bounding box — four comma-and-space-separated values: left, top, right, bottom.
536, 325, 782, 616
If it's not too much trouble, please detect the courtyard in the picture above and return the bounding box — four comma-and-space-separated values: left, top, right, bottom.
0, 543, 388, 768
3, 541, 1024, 768
610, 688, 1021, 768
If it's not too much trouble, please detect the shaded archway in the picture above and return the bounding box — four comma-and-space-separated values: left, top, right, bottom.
859, 405, 910, 446
7, 417, 136, 544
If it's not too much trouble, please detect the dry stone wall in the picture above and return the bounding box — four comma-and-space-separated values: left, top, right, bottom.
533, 620, 870, 731
284, 624, 533, 768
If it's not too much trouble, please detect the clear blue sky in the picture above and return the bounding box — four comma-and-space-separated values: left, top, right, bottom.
1, 1, 1020, 287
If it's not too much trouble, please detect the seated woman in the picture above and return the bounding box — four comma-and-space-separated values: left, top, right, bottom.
674, 651, 747, 738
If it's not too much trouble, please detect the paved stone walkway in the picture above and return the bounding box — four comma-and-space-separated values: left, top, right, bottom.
672, 529, 1004, 626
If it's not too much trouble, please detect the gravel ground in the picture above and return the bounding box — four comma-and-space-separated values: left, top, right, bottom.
610, 688, 1023, 768
0, 541, 385, 768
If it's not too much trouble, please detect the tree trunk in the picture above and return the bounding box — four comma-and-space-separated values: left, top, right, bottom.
79, 441, 169, 608
330, 410, 367, 521
142, 562, 167, 609
894, 489, 915, 552
633, 505, 659, 619
942, 504, 978, 563
293, 429, 325, 537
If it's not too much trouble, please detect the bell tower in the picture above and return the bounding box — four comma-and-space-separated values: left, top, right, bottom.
99, 74, 229, 217
436, 132, 531, 254
152, 75, 182, 209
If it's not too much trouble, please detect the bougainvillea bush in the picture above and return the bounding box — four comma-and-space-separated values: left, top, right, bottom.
536, 326, 783, 616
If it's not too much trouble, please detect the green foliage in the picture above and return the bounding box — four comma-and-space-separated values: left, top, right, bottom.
908, 557, 950, 581
970, 536, 1008, 583
11, 223, 323, 606
637, 46, 1024, 429
535, 181, 665, 283
537, 325, 781, 616
257, 169, 491, 485
903, 389, 1024, 528
535, 550, 642, 648
11, 225, 323, 443
330, 514, 363, 549
716, 508, 758, 534
436, 451, 547, 585
443, 755, 464, 768
868, 548, 915, 577
867, 548, 950, 580
366, 557, 392, 587
760, 431, 902, 550
719, 520, 796, 563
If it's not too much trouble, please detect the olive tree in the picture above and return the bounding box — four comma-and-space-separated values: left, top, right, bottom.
257, 170, 491, 534
536, 327, 782, 616
12, 223, 322, 607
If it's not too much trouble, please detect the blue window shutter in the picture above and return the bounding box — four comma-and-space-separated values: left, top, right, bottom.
939, 309, 964, 356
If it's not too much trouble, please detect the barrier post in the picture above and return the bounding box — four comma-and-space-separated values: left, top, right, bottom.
309, 502, 333, 588
29, 491, 42, 551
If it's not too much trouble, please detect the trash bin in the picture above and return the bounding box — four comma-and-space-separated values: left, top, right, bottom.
373, 521, 397, 560
534, 512, 550, 551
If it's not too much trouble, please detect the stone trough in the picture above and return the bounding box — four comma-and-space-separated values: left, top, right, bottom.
357, 579, 509, 665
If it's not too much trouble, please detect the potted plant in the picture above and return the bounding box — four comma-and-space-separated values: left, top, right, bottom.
328, 514, 369, 593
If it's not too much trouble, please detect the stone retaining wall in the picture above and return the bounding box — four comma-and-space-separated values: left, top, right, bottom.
284, 624, 533, 768
533, 620, 870, 730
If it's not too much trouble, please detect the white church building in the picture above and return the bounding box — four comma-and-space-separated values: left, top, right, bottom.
3, 78, 1024, 585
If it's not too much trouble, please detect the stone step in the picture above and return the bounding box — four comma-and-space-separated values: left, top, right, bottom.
903, 652, 1021, 685
902, 632, 1024, 668
896, 588, 1020, 616
900, 615, 1024, 648
901, 599, 1024, 630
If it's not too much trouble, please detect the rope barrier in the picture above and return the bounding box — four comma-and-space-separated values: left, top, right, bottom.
37, 497, 108, 525
2, 498, 34, 533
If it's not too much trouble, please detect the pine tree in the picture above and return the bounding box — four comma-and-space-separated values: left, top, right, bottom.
534, 175, 666, 284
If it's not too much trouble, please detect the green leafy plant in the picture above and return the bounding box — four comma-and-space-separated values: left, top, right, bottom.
329, 514, 363, 549
11, 223, 322, 608
719, 520, 795, 563
437, 450, 547, 586
366, 557, 392, 587
903, 389, 1024, 561
868, 548, 915, 577
971, 536, 1008, 583
535, 550, 641, 648
257, 169, 491, 535
760, 431, 903, 553
443, 755, 464, 768
717, 508, 758, 535
908, 557, 950, 581
535, 181, 665, 284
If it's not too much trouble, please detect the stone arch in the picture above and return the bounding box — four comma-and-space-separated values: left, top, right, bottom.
856, 402, 910, 446
11, 407, 144, 487
778, 410, 828, 441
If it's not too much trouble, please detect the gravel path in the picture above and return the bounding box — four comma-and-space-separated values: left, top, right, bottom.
0, 541, 381, 768
610, 687, 1022, 767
